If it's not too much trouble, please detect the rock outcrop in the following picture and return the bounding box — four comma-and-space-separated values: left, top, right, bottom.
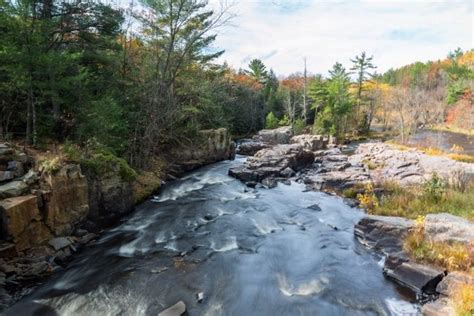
171, 128, 235, 173
254, 126, 293, 144
229, 144, 314, 184
290, 134, 336, 151
351, 142, 474, 185
236, 139, 270, 156
40, 164, 89, 236
424, 213, 474, 246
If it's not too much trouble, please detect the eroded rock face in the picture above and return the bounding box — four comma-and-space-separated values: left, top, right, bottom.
229, 144, 314, 183
236, 140, 270, 156
86, 171, 134, 227
255, 126, 293, 144
351, 142, 474, 185
0, 195, 52, 251
290, 134, 335, 151
40, 165, 89, 236
173, 128, 236, 173
303, 148, 370, 191
424, 213, 474, 245
354, 215, 414, 255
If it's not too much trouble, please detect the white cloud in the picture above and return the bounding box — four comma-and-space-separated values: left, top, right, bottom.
210, 0, 473, 76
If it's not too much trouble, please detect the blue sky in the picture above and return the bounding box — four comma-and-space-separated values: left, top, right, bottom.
209, 0, 473, 76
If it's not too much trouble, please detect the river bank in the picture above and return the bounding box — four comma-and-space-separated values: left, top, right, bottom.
230, 127, 474, 316
0, 128, 235, 310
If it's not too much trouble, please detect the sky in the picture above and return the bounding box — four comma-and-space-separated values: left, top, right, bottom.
208, 0, 473, 76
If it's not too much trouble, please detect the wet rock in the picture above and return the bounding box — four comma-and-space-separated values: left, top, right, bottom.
22, 261, 49, 277
307, 204, 322, 212
422, 297, 455, 316
237, 140, 270, 156
73, 228, 88, 238
424, 213, 474, 245
0, 181, 29, 199
158, 301, 186, 316
383, 254, 445, 294
354, 215, 414, 254
40, 164, 89, 236
196, 292, 204, 303
280, 167, 295, 178
245, 181, 257, 188
255, 126, 293, 144
343, 198, 359, 208
262, 177, 278, 189
229, 144, 314, 184
151, 267, 169, 274
48, 237, 72, 251
78, 233, 97, 245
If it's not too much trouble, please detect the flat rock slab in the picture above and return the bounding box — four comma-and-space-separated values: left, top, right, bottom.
158, 301, 186, 316
354, 215, 414, 254
383, 255, 445, 294
421, 297, 455, 316
424, 213, 474, 245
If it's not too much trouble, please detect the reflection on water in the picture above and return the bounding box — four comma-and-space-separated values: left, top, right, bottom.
6, 158, 419, 316
405, 130, 474, 155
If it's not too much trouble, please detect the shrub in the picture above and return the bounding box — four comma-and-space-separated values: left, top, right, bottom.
265, 112, 279, 129
292, 118, 306, 135
357, 182, 379, 211
452, 283, 474, 316
423, 173, 446, 203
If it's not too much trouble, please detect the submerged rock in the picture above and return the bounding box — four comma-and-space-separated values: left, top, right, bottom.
158, 301, 186, 316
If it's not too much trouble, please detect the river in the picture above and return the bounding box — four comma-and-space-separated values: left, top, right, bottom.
5, 156, 419, 315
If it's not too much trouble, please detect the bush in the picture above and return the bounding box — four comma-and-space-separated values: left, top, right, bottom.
357, 183, 379, 211
292, 118, 306, 135
423, 173, 446, 203
265, 112, 279, 129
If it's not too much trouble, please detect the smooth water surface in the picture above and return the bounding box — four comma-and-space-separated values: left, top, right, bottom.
6, 157, 419, 316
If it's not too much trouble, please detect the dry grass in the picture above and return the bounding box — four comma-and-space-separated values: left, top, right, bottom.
449, 153, 474, 164
452, 282, 474, 316
403, 217, 472, 272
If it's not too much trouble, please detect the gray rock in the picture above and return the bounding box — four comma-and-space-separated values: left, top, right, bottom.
383, 254, 445, 294
280, 167, 295, 178
422, 297, 455, 316
424, 213, 474, 245
290, 134, 328, 151
436, 271, 474, 297
0, 171, 14, 183
22, 261, 48, 277
354, 215, 414, 254
0, 180, 29, 198
21, 170, 38, 185
262, 177, 277, 189
48, 237, 72, 251
73, 228, 88, 237
256, 126, 293, 144
237, 141, 270, 156
158, 301, 186, 316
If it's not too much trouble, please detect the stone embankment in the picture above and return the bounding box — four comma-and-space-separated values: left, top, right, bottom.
230, 130, 474, 315
0, 128, 235, 308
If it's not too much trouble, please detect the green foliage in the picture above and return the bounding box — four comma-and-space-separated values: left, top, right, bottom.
446, 80, 469, 104
292, 118, 306, 135
423, 173, 446, 203
63, 140, 137, 182
265, 112, 279, 129
246, 59, 268, 83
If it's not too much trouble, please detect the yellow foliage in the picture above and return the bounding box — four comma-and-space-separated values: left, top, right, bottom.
357, 183, 379, 211
451, 144, 465, 153
452, 282, 474, 316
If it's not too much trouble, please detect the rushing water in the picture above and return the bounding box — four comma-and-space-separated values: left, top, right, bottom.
6, 157, 419, 316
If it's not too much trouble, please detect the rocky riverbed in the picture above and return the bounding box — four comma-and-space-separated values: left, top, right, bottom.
231, 127, 474, 316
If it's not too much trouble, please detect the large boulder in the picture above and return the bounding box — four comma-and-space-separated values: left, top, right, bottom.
229, 144, 314, 183
424, 213, 474, 245
40, 164, 89, 236
236, 140, 270, 156
255, 126, 293, 144
354, 215, 414, 254
291, 134, 332, 151
0, 195, 52, 251
436, 271, 474, 297
383, 254, 445, 294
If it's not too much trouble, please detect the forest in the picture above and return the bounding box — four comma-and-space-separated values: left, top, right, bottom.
1, 0, 473, 170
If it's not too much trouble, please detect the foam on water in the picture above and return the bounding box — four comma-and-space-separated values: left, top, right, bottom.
277, 274, 328, 297
210, 236, 238, 252
385, 297, 420, 315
